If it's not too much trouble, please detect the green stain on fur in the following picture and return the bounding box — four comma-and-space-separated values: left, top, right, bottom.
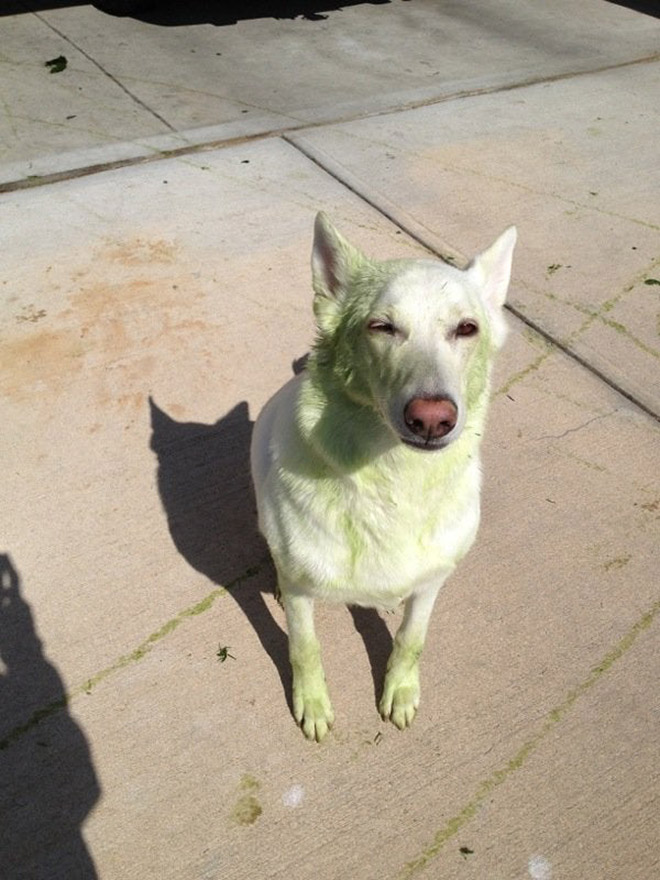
311, 257, 405, 417
341, 510, 367, 569
464, 328, 493, 411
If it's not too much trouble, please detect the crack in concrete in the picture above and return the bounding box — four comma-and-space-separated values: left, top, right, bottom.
32, 10, 177, 133
535, 408, 617, 442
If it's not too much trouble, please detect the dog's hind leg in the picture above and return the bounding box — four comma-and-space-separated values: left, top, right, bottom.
282, 590, 335, 742
379, 576, 447, 729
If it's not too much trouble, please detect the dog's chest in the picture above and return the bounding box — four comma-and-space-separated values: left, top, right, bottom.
273, 457, 481, 605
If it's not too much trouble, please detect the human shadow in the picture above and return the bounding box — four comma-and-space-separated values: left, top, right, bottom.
0, 555, 100, 880
149, 393, 393, 715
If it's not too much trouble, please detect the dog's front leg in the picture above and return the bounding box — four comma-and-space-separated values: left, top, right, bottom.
379, 577, 446, 729
282, 591, 335, 742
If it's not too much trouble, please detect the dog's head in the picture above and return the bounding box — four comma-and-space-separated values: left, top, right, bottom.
310, 213, 516, 451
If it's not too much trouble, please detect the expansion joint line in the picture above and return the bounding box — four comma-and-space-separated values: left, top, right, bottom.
30, 7, 177, 131
504, 304, 660, 424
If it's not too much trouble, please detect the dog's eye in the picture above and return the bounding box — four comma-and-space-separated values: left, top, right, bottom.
456, 320, 479, 338
368, 319, 396, 335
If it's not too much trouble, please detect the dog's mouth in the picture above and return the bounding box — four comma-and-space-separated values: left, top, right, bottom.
400, 435, 454, 452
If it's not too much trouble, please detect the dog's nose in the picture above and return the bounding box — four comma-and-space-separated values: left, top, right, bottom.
404, 397, 458, 441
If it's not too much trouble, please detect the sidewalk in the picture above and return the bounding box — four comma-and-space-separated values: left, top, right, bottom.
3, 0, 660, 184
1, 2, 659, 878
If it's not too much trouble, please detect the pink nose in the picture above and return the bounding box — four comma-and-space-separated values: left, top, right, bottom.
404, 397, 458, 441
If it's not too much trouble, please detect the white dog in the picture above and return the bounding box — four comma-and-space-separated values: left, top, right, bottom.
251, 214, 516, 740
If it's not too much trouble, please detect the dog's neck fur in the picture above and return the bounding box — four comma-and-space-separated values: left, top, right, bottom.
296, 354, 490, 487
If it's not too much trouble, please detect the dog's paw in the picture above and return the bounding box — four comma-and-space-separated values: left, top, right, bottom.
293, 678, 335, 742
379, 667, 420, 730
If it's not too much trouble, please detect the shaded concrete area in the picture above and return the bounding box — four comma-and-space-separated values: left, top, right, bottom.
1, 1, 659, 878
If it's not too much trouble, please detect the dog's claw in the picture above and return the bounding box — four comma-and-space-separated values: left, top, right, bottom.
301, 710, 333, 742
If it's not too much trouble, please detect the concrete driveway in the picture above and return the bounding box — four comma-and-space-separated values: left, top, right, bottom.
1, 2, 659, 878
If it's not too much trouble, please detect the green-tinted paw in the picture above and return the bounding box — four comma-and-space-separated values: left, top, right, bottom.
293, 676, 334, 742
379, 665, 420, 730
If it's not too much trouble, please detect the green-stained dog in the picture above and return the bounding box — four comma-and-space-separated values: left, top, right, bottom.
251, 214, 516, 741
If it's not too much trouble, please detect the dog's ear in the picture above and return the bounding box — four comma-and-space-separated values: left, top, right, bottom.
311, 212, 364, 302
466, 226, 517, 309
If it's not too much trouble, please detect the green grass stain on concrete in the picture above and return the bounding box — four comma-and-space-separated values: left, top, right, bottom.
520, 326, 556, 352
397, 594, 660, 879
0, 697, 69, 750
494, 325, 555, 398
516, 276, 659, 363
495, 349, 551, 397
230, 774, 263, 826
560, 450, 607, 473
555, 296, 660, 362
598, 315, 660, 360
517, 255, 660, 370
603, 553, 632, 572
0, 564, 262, 750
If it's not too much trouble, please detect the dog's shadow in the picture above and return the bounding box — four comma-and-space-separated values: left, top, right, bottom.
149, 393, 393, 716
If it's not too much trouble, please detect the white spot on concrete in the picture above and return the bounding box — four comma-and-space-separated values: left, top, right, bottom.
282, 783, 304, 808
528, 855, 552, 880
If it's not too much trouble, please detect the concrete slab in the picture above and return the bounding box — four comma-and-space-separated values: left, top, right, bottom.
3, 0, 660, 182
0, 10, 169, 165
2, 139, 659, 878
423, 624, 660, 880
289, 60, 660, 416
